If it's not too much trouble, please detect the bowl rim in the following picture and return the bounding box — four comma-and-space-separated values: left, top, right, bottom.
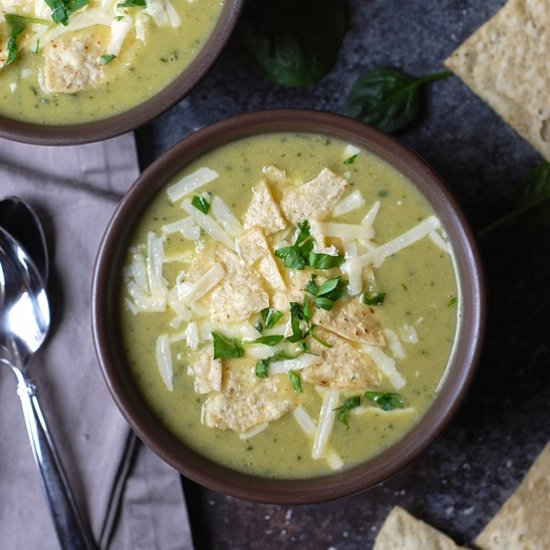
0, 0, 243, 146
92, 108, 486, 504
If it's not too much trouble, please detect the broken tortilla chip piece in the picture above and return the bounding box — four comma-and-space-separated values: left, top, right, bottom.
475, 441, 550, 549
374, 506, 467, 550
444, 0, 550, 160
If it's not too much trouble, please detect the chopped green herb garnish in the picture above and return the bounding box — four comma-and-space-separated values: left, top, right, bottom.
211, 331, 244, 360
3, 15, 48, 68
255, 359, 269, 378
362, 291, 386, 306
287, 301, 308, 343
252, 335, 284, 346
254, 321, 263, 333
343, 154, 357, 165
260, 307, 283, 329
305, 275, 347, 311
289, 370, 303, 393
447, 296, 457, 307
100, 54, 117, 65
254, 351, 300, 379
33, 39, 40, 54
117, 0, 145, 6
44, 0, 88, 26
191, 194, 211, 214
275, 220, 344, 270
309, 326, 332, 348
115, 15, 125, 20
334, 395, 361, 428
363, 391, 404, 411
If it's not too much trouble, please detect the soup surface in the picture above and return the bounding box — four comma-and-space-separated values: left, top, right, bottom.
0, 0, 223, 124
120, 133, 459, 479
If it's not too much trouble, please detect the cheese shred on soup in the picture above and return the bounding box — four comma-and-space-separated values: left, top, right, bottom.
0, 0, 223, 124
120, 133, 460, 478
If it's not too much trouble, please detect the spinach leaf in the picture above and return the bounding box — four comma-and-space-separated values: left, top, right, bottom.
346, 68, 452, 133
234, 0, 347, 88
478, 161, 550, 238
211, 331, 244, 360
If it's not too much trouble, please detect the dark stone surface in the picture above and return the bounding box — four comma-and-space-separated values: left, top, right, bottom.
136, 1, 550, 548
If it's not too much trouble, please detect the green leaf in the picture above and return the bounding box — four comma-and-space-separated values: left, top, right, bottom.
252, 335, 284, 346
100, 54, 116, 65
255, 359, 269, 378
274, 245, 306, 269
3, 14, 48, 68
306, 276, 347, 310
191, 194, 211, 214
346, 68, 452, 133
211, 331, 244, 360
295, 220, 311, 245
363, 391, 404, 411
343, 154, 357, 165
447, 296, 457, 307
44, 0, 88, 25
334, 395, 361, 428
308, 251, 345, 269
478, 161, 550, 238
312, 296, 334, 310
260, 307, 283, 329
362, 291, 386, 306
310, 326, 332, 348
117, 0, 145, 6
288, 302, 307, 342
234, 0, 347, 88
289, 369, 303, 393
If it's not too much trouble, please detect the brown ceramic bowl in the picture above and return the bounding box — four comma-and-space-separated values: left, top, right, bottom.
92, 109, 485, 504
0, 0, 242, 146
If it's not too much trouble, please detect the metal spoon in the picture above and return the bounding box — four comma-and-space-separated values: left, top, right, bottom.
0, 226, 95, 550
0, 196, 48, 281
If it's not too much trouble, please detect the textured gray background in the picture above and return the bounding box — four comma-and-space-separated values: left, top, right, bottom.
136, 1, 550, 548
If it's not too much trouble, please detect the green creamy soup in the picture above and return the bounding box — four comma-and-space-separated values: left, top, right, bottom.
120, 133, 459, 479
0, 0, 223, 124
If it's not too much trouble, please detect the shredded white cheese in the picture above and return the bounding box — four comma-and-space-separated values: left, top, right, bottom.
176, 263, 225, 306
332, 190, 366, 217
269, 354, 322, 375
181, 200, 235, 250
239, 423, 268, 440
156, 334, 173, 391
312, 389, 340, 460
166, 167, 219, 203
363, 345, 406, 389
384, 328, 406, 359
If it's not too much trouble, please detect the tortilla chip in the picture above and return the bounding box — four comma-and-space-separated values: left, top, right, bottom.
475, 442, 550, 549
444, 0, 550, 160
373, 506, 467, 550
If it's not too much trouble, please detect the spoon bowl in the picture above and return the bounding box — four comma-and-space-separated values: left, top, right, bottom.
0, 227, 49, 367
0, 197, 49, 282
0, 225, 95, 549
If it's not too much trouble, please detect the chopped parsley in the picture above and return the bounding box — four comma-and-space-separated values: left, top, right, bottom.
211, 331, 244, 360
363, 391, 404, 411
362, 291, 386, 306
447, 296, 457, 307
191, 194, 211, 214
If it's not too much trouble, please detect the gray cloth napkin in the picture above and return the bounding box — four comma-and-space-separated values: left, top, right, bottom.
0, 135, 193, 550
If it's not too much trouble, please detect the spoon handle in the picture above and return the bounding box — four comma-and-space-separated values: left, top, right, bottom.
14, 368, 96, 550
